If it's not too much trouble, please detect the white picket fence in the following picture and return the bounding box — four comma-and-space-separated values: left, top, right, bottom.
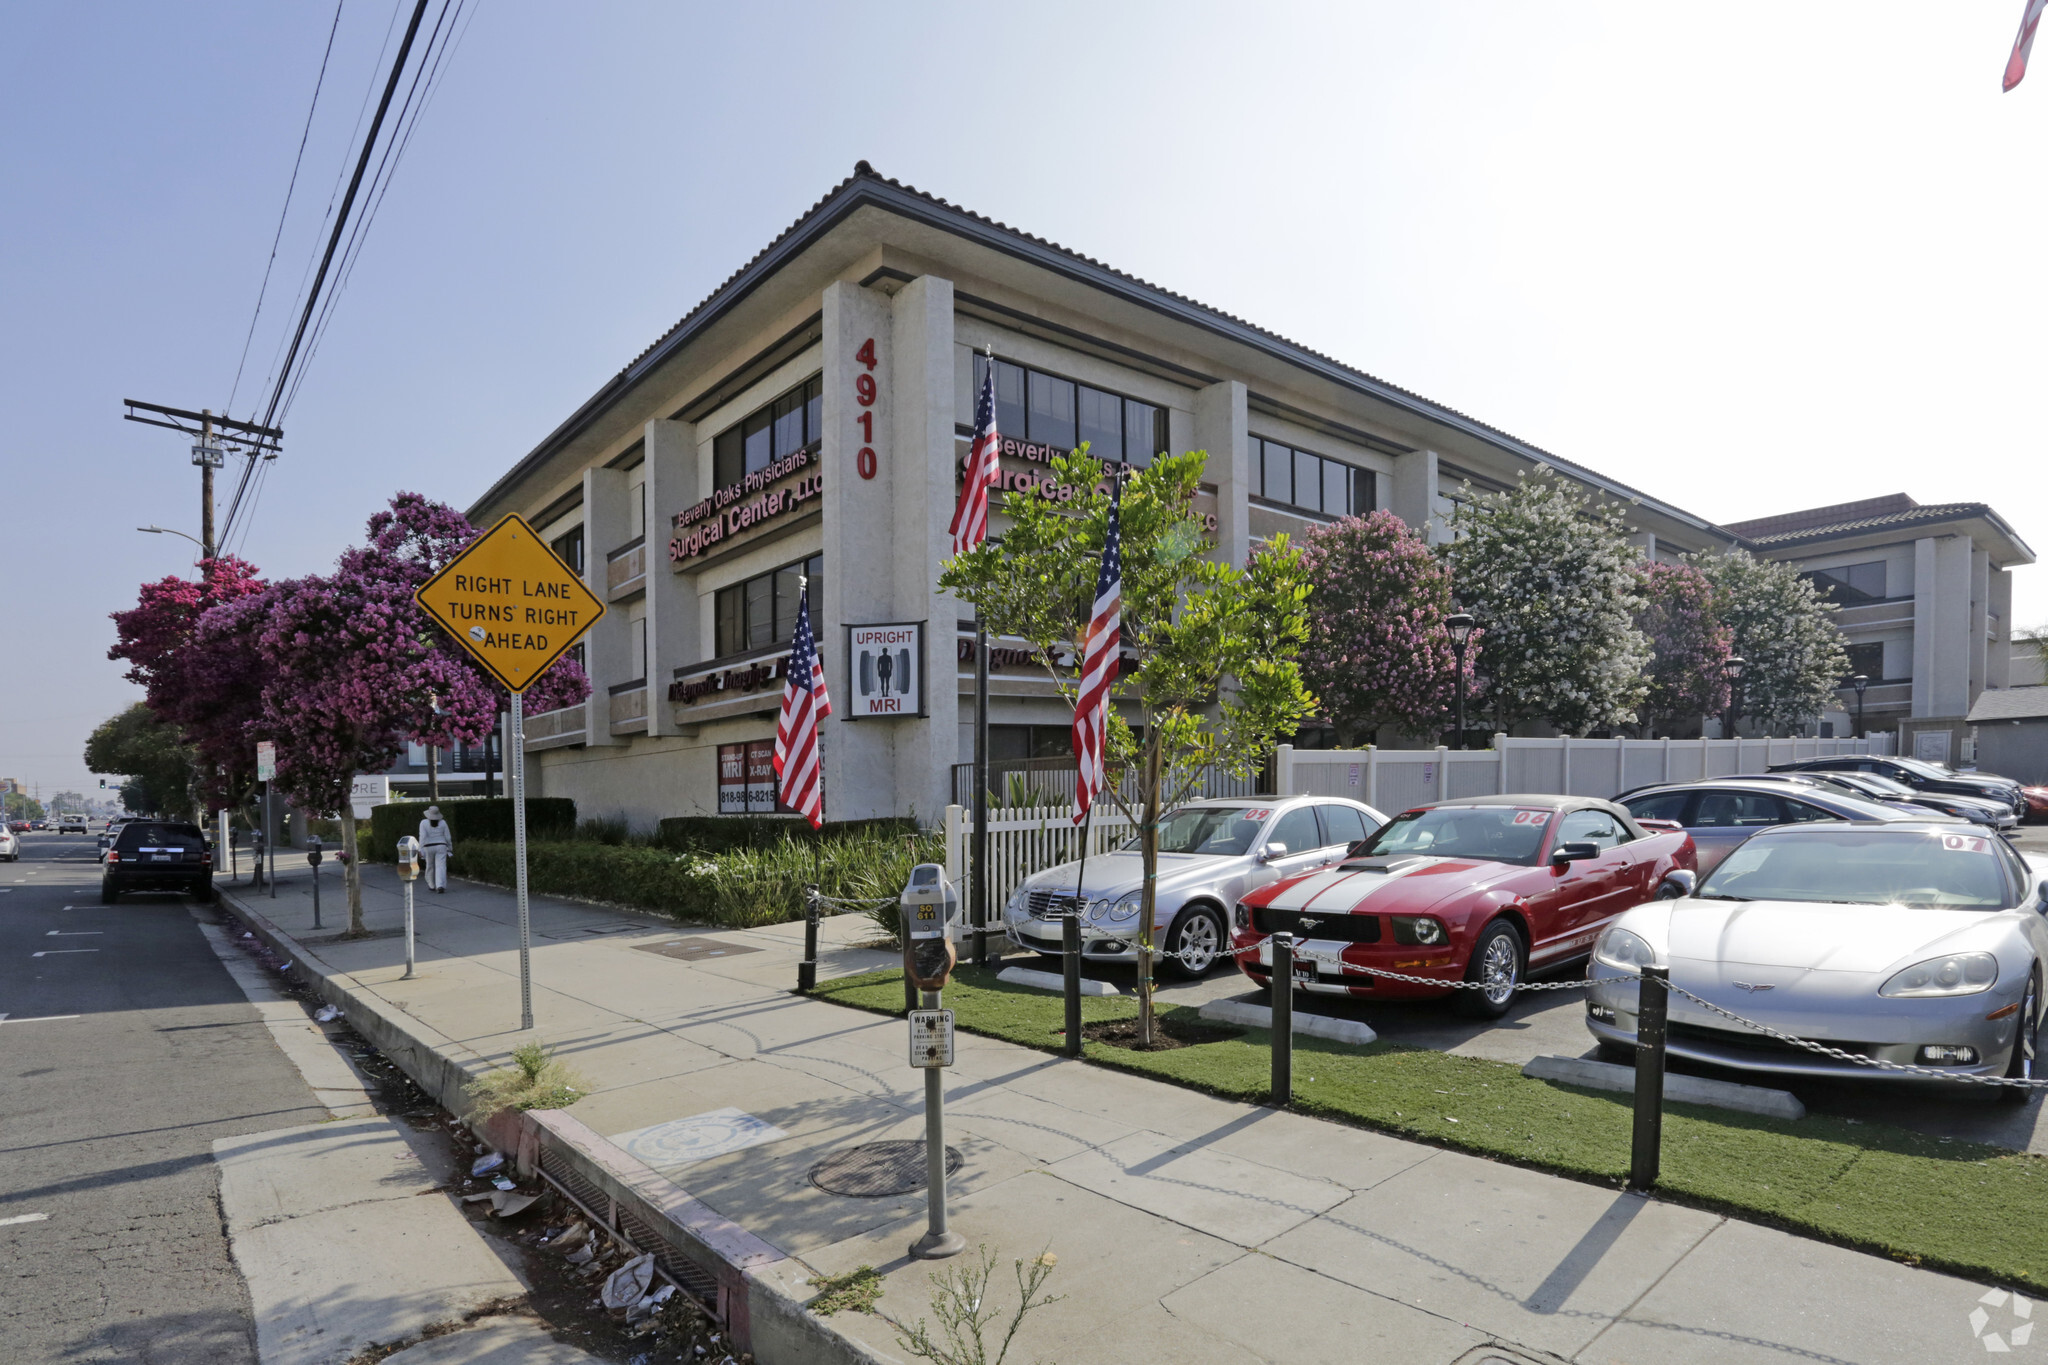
1277, 733, 1894, 816
944, 732, 1894, 905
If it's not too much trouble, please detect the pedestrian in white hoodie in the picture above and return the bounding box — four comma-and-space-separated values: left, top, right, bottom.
417, 806, 452, 892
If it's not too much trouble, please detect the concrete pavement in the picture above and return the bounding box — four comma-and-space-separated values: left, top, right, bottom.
218, 856, 2032, 1364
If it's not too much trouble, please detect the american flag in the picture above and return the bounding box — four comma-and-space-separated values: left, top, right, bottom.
2009, 0, 2048, 90
774, 581, 832, 828
949, 356, 1001, 554
1071, 478, 1122, 824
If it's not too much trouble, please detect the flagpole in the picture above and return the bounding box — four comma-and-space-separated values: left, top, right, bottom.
971, 616, 990, 966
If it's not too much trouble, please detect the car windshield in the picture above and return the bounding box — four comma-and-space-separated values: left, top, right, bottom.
1892, 758, 1959, 783
1354, 806, 1550, 865
1835, 773, 1915, 799
1697, 828, 2016, 909
116, 823, 204, 852
1127, 806, 1268, 856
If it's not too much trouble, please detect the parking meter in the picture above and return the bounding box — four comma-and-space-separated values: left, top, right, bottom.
306, 835, 324, 929
395, 836, 422, 881
901, 863, 961, 991
306, 835, 323, 868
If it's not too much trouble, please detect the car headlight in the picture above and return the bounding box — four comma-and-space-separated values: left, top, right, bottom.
1594, 927, 1659, 973
1092, 893, 1140, 924
1005, 888, 1030, 920
1233, 901, 1251, 930
1390, 916, 1447, 946
1879, 952, 1999, 998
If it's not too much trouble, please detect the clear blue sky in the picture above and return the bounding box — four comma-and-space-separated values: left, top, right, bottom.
4, 3, 2044, 798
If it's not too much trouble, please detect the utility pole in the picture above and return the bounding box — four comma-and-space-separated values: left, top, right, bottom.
123, 400, 283, 559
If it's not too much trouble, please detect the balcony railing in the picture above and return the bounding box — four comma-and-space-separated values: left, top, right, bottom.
608, 682, 649, 733
523, 704, 587, 749
606, 537, 646, 599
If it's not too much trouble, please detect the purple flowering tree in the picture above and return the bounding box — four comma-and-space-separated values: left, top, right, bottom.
1636, 562, 1731, 733
253, 494, 589, 934
1298, 511, 1475, 745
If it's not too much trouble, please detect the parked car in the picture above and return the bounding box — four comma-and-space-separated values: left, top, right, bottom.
1002, 795, 1388, 978
32, 819, 48, 830
57, 814, 87, 833
0, 825, 17, 861
101, 820, 213, 903
2023, 786, 2048, 823
1587, 822, 2047, 1103
1788, 769, 2021, 832
1616, 779, 1961, 875
1769, 756, 2026, 819
1230, 795, 1696, 1017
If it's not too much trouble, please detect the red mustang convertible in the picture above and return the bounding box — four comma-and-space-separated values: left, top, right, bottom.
1231, 795, 1697, 1017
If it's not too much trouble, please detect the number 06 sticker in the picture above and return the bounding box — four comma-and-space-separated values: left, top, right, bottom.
1511, 809, 1551, 826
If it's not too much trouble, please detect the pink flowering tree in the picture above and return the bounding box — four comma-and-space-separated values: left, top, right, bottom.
1636, 562, 1731, 733
109, 556, 270, 808
253, 494, 589, 934
1298, 511, 1476, 745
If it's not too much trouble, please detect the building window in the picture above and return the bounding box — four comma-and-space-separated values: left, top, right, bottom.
989, 725, 1080, 762
713, 553, 824, 659
1802, 560, 1886, 606
1251, 437, 1372, 517
550, 525, 585, 575
973, 354, 1169, 467
712, 376, 824, 489
1842, 641, 1885, 682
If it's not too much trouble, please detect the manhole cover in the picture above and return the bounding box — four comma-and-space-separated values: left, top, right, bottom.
633, 938, 763, 961
809, 1141, 962, 1197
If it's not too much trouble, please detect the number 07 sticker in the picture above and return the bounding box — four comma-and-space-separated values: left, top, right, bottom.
1942, 833, 1991, 854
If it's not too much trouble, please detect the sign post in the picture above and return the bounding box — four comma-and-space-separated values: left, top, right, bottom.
900, 863, 966, 1261
413, 514, 602, 1033
395, 835, 422, 979
256, 742, 277, 898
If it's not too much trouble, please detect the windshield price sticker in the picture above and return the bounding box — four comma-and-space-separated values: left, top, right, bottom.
1941, 833, 1992, 855
909, 1009, 955, 1068
1243, 809, 1273, 822
1511, 809, 1552, 826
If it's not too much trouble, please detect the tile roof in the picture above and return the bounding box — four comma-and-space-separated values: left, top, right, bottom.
1737, 502, 1999, 546
1966, 687, 2048, 723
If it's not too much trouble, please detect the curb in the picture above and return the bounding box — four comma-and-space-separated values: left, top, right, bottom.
213, 885, 899, 1365
1522, 1053, 1808, 1120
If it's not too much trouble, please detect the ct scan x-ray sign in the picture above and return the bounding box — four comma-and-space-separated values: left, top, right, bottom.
846, 622, 923, 718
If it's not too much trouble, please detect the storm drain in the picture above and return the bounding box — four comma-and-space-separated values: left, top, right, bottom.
809, 1140, 962, 1197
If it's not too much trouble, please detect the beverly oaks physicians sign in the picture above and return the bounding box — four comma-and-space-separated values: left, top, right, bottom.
414, 514, 604, 692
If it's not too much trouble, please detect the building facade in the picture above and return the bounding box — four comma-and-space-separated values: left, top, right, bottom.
461, 165, 2010, 828
1727, 496, 2036, 763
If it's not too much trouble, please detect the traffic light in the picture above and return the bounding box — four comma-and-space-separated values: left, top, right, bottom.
99, 779, 106, 788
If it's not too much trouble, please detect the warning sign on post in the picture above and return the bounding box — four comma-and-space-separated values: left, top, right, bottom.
414, 514, 604, 693
909, 1009, 955, 1068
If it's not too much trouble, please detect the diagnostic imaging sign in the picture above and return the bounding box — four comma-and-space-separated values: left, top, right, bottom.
846, 622, 923, 718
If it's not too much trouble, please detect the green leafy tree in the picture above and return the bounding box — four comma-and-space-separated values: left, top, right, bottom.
1693, 549, 1850, 736
940, 447, 1315, 1046
1440, 472, 1651, 735
2, 792, 45, 822
84, 704, 197, 818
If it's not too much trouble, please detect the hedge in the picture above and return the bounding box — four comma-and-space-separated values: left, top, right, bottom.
654, 815, 920, 854
448, 825, 943, 930
363, 797, 577, 862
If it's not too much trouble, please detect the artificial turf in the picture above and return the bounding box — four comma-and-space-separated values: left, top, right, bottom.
813, 961, 2048, 1287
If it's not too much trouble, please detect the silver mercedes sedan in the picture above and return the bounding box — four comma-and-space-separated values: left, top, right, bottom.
1002, 795, 1387, 978
1586, 822, 2048, 1102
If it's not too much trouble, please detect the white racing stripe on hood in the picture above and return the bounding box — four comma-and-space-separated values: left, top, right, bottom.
1265, 858, 1447, 911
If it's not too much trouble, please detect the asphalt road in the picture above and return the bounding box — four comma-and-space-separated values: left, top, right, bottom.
0, 830, 328, 1363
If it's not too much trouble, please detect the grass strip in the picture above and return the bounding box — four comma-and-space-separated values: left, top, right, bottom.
815, 962, 2048, 1286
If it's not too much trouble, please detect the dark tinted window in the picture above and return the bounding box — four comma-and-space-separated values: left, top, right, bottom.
1268, 807, 1322, 856
1316, 804, 1370, 847
712, 553, 825, 660
1623, 791, 1691, 823
973, 354, 1167, 467
1028, 371, 1076, 451
1077, 385, 1122, 462
710, 375, 824, 490
1802, 560, 1886, 605
550, 525, 585, 575
117, 823, 203, 851
1843, 641, 1883, 681
1692, 792, 1786, 828
1252, 437, 1370, 517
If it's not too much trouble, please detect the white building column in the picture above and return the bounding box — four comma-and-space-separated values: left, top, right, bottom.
1989, 566, 2014, 691
581, 466, 632, 746
1194, 380, 1249, 566
643, 417, 698, 736
1913, 536, 1973, 718
1969, 546, 1991, 705
1390, 448, 1439, 540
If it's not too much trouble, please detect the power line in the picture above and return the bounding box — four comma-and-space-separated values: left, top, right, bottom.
226, 0, 348, 417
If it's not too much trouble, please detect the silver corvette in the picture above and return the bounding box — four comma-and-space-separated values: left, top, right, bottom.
1586, 822, 2048, 1102
1003, 795, 1387, 977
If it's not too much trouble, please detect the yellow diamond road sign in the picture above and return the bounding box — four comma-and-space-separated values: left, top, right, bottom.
415, 513, 604, 694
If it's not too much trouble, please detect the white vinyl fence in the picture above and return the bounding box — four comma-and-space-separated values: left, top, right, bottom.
945, 733, 1895, 907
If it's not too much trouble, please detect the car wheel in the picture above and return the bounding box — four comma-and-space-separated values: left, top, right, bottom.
100, 883, 118, 905
1160, 905, 1227, 980
2000, 969, 2040, 1107
1454, 919, 1525, 1019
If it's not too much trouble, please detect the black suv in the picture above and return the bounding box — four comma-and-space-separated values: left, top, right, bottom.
1768, 756, 2026, 818
102, 821, 213, 903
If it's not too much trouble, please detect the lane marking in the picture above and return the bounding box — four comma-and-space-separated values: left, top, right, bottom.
0, 1016, 79, 1024
31, 950, 99, 957
0, 1213, 50, 1227
45, 931, 102, 937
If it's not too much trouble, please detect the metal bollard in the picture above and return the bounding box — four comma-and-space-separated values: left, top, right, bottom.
1062, 911, 1083, 1059
1628, 966, 1670, 1191
798, 883, 820, 994
1271, 932, 1294, 1107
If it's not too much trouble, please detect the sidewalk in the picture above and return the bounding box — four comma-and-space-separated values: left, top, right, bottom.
219, 860, 2018, 1365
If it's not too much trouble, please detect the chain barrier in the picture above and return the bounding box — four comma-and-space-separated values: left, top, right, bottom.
1069, 925, 1593, 991
1659, 979, 2048, 1089
811, 892, 899, 915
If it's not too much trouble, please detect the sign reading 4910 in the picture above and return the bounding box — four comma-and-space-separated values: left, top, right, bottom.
415, 513, 604, 694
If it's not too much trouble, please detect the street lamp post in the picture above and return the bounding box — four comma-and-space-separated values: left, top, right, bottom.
1721, 656, 1746, 742
1446, 613, 1477, 750
1851, 673, 1869, 740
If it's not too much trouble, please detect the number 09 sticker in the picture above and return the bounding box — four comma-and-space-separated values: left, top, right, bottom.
1941, 833, 1991, 854
1511, 809, 1552, 826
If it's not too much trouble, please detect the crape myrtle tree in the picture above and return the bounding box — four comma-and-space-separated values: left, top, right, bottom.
940, 447, 1316, 1048
1439, 472, 1651, 736
1635, 561, 1732, 734
1297, 510, 1476, 745
251, 494, 590, 935
1694, 549, 1850, 736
